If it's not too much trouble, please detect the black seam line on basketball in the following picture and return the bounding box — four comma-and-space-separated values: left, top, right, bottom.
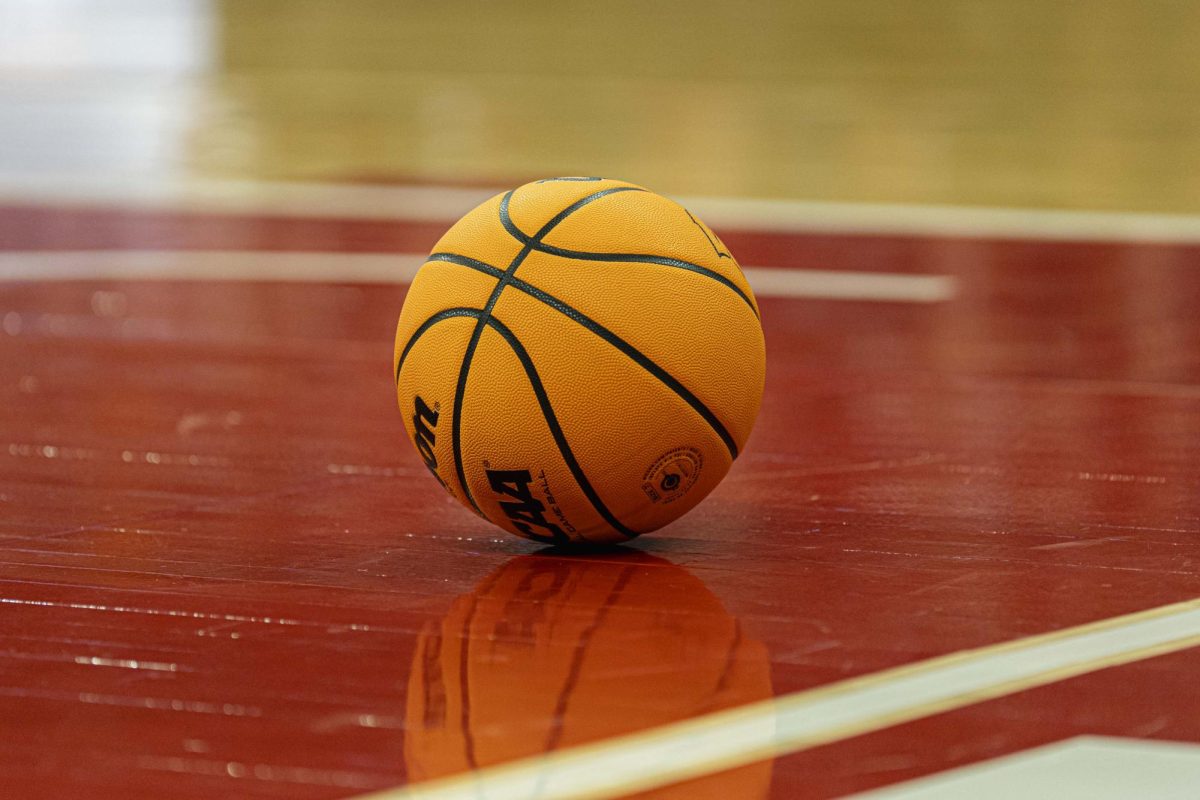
449, 188, 650, 519
448, 191, 528, 515
507, 275, 739, 459
395, 307, 485, 383
426, 251, 740, 459
519, 185, 648, 241
685, 208, 731, 259
497, 186, 645, 249
426, 252, 504, 279
402, 302, 639, 538
482, 314, 641, 540
544, 248, 758, 319
498, 203, 758, 319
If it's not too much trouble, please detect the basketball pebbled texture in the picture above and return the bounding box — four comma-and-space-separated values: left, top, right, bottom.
394, 177, 765, 546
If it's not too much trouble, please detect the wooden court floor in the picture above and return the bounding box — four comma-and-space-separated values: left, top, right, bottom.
4, 188, 1200, 799
3, 2, 1200, 799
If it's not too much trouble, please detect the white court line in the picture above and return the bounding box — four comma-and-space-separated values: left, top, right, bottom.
0, 250, 955, 303
3, 173, 1200, 243
850, 736, 1200, 799
0, 175, 498, 223
353, 597, 1200, 800
747, 266, 951, 302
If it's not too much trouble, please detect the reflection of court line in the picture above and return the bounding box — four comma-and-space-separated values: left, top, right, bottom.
0, 250, 955, 303
4, 173, 1200, 242
356, 597, 1200, 800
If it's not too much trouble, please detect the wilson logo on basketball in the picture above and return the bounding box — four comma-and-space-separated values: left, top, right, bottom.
412, 396, 449, 490
485, 468, 566, 543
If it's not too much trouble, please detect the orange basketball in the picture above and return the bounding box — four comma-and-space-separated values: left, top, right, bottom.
393, 177, 765, 545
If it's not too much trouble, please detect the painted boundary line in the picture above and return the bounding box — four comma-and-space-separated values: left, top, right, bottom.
849, 736, 1200, 798
0, 250, 956, 303
354, 597, 1200, 800
3, 174, 1200, 243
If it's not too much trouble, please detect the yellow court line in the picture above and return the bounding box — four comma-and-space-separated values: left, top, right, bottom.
356, 596, 1200, 800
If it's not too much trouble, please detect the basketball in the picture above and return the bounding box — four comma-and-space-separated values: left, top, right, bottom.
394, 177, 765, 545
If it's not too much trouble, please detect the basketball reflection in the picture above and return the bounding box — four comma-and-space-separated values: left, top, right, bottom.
405, 551, 773, 798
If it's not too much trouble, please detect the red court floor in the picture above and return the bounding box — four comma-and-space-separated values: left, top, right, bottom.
2, 193, 1199, 798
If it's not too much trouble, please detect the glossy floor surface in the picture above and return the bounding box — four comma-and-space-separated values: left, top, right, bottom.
4, 200, 1200, 798
3, 2, 1200, 799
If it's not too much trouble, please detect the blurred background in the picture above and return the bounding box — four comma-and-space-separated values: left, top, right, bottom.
2, 0, 1199, 211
